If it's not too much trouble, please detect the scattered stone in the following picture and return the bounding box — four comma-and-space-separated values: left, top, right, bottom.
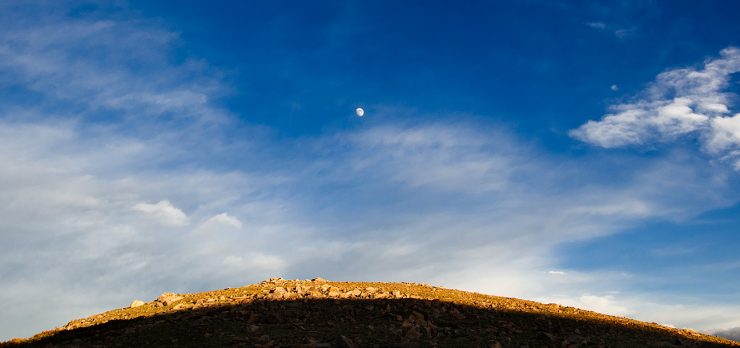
270, 287, 287, 300
129, 300, 145, 308
156, 292, 183, 306
328, 287, 342, 298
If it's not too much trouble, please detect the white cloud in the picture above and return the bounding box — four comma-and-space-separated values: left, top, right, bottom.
132, 200, 189, 226
707, 113, 740, 153
579, 294, 630, 316
611, 84, 619, 91
205, 213, 243, 228
548, 270, 566, 275
571, 47, 740, 169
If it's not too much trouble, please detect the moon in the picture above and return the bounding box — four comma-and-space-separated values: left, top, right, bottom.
355, 107, 364, 117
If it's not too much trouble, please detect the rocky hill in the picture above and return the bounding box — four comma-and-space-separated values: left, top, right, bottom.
2, 278, 738, 347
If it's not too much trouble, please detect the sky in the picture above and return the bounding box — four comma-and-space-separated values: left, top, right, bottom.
1, 0, 740, 341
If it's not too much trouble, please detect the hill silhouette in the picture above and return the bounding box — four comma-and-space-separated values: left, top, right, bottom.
2, 278, 737, 347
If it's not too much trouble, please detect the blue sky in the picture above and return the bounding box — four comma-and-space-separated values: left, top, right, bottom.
1, 0, 740, 340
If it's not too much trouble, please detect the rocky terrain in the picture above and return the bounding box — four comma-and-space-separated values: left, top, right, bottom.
2, 278, 738, 347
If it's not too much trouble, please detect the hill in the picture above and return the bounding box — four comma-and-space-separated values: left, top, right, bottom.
2, 278, 738, 347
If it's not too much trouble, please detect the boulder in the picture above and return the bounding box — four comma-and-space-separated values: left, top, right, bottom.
156, 292, 183, 306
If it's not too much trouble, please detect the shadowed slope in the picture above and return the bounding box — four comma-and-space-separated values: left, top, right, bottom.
2, 278, 737, 347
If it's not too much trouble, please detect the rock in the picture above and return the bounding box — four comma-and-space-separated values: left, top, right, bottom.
156, 292, 183, 306
257, 334, 272, 344
328, 287, 342, 298
404, 327, 422, 340
365, 287, 377, 294
311, 277, 328, 282
351, 289, 362, 297
270, 286, 287, 300
336, 335, 358, 348
391, 290, 401, 298
129, 300, 145, 308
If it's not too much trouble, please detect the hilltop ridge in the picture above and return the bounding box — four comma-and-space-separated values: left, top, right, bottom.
3, 278, 737, 347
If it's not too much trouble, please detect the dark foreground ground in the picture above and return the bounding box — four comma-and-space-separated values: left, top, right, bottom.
2, 278, 738, 347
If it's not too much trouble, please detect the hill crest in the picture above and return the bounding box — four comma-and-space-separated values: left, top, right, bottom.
3, 278, 738, 347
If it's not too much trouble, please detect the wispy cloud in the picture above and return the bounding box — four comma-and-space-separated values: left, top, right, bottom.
614, 28, 636, 39
571, 47, 740, 169
586, 21, 607, 30
584, 21, 636, 39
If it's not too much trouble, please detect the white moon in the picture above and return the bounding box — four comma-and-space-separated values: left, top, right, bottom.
355, 107, 364, 117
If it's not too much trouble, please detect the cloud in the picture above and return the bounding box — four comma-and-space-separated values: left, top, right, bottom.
205, 213, 243, 228
714, 327, 740, 342
0, 3, 229, 127
571, 47, 740, 169
548, 270, 566, 275
614, 28, 636, 39
611, 84, 619, 91
5, 119, 736, 340
578, 294, 630, 316
132, 200, 189, 226
586, 21, 607, 30
537, 292, 740, 333
585, 22, 635, 39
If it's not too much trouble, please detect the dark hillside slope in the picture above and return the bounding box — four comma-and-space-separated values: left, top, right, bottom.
3, 278, 737, 347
